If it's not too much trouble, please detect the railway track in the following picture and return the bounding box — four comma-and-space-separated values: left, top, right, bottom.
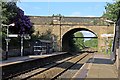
3, 52, 71, 79
9, 53, 77, 79
10, 52, 93, 80
57, 54, 92, 79
29, 53, 89, 79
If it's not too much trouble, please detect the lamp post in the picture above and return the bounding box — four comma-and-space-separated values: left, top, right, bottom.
2, 23, 15, 60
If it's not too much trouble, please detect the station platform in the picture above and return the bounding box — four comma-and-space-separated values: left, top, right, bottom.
0, 52, 67, 67
86, 54, 118, 78
73, 53, 118, 79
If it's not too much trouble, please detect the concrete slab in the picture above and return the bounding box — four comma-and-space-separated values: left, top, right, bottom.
86, 53, 118, 78
87, 69, 99, 78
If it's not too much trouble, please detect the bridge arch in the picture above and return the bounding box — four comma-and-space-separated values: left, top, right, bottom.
62, 28, 98, 51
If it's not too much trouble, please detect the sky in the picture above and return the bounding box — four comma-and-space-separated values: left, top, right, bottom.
17, 1, 113, 40
17, 0, 113, 2
17, 2, 108, 17
80, 31, 96, 41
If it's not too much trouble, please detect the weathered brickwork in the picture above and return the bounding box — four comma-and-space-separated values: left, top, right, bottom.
29, 16, 114, 52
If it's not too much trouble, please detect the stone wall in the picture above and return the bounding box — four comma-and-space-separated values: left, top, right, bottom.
33, 24, 114, 52
29, 16, 114, 52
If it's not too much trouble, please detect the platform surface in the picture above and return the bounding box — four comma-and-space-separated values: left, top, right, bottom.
86, 53, 118, 78
73, 53, 118, 79
0, 52, 67, 67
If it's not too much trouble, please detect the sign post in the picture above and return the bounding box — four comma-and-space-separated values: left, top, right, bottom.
20, 34, 31, 56
2, 23, 15, 60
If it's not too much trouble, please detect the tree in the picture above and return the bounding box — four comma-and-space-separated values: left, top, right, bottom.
1, 1, 34, 50
39, 29, 57, 41
74, 32, 85, 50
10, 8, 33, 34
2, 2, 17, 24
2, 1, 33, 34
1, 1, 19, 50
68, 32, 85, 52
103, 1, 120, 21
84, 38, 98, 48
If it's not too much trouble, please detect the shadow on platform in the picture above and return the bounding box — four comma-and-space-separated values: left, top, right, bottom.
87, 58, 114, 64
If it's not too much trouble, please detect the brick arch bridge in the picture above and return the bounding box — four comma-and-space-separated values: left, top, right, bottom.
29, 16, 114, 52
62, 28, 98, 51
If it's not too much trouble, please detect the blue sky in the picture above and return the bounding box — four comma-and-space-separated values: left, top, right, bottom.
18, 0, 113, 2
17, 2, 109, 17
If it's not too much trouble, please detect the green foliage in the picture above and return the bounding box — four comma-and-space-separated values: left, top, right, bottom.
1, 2, 18, 38
1, 1, 34, 50
39, 29, 57, 41
103, 1, 120, 21
69, 32, 85, 52
2, 2, 18, 24
108, 39, 113, 48
84, 38, 98, 48
74, 32, 85, 51
2, 1, 34, 33
93, 19, 97, 25
1, 2, 14, 37
1, 1, 18, 50
39, 29, 52, 40
32, 29, 57, 41
69, 34, 77, 52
